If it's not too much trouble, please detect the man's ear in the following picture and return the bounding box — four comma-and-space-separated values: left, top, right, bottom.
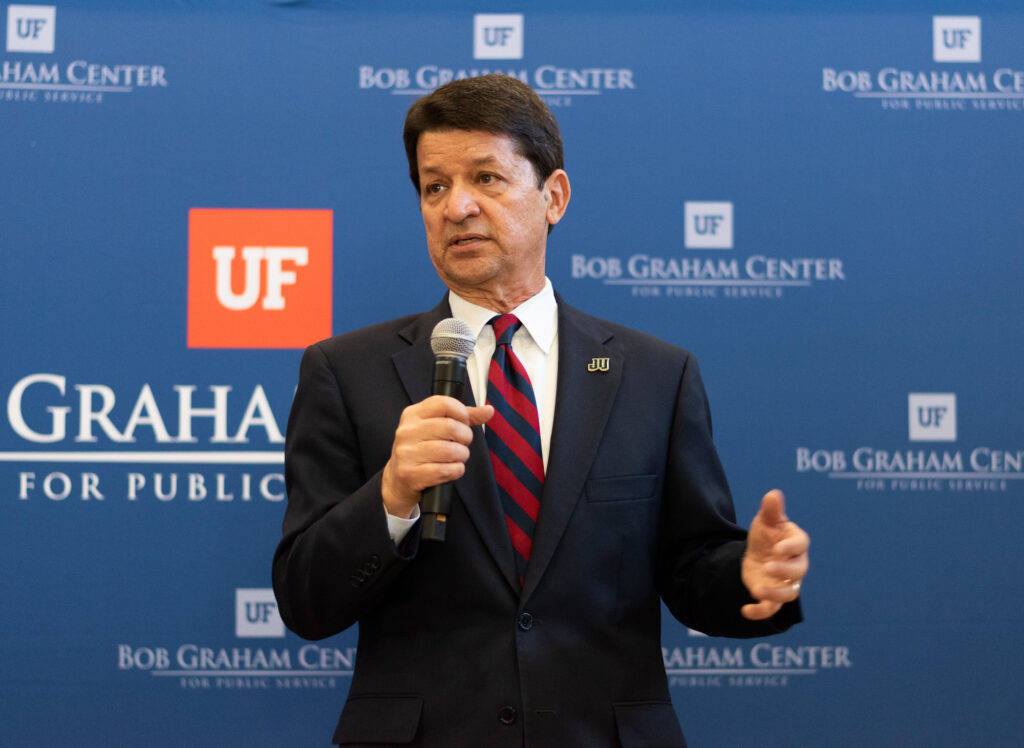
544, 169, 571, 226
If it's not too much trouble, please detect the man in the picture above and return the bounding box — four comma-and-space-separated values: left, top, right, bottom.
273, 74, 809, 747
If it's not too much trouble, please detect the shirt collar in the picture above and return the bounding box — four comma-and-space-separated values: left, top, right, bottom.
447, 278, 558, 354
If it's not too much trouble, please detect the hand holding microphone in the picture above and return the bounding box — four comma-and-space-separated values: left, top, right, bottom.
380, 319, 492, 540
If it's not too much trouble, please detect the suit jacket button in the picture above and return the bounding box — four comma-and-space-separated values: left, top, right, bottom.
517, 612, 533, 631
498, 705, 518, 725
368, 554, 381, 570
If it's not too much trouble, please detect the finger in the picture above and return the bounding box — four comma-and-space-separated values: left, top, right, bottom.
406, 458, 469, 489
772, 530, 810, 559
764, 556, 809, 583
467, 404, 494, 427
748, 580, 802, 605
394, 437, 471, 470
430, 417, 475, 446
416, 437, 473, 463
741, 600, 782, 621
398, 409, 476, 446
757, 489, 788, 527
391, 442, 472, 491
415, 395, 472, 424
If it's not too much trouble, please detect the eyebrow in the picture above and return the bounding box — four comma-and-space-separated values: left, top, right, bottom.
419, 155, 503, 176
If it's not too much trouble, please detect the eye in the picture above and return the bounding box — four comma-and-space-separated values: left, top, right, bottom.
423, 182, 445, 196
478, 173, 497, 185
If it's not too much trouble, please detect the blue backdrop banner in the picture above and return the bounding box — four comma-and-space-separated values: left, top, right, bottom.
2, 1, 1022, 745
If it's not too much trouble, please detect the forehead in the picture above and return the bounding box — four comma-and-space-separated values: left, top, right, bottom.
416, 130, 525, 173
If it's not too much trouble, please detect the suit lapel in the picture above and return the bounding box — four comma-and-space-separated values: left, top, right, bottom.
392, 299, 519, 594
392, 306, 444, 405
522, 299, 622, 601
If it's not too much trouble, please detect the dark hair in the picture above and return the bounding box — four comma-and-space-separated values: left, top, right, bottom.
403, 74, 563, 194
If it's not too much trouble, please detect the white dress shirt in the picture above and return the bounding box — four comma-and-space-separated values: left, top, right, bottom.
387, 279, 560, 541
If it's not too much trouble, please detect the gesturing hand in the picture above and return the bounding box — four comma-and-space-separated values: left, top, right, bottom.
740, 490, 810, 620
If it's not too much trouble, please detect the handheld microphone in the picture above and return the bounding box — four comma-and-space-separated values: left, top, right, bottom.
421, 318, 476, 542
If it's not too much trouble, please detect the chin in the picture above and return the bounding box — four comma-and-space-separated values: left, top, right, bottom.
438, 260, 502, 289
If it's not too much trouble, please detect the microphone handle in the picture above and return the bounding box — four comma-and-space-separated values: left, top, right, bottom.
421, 357, 467, 542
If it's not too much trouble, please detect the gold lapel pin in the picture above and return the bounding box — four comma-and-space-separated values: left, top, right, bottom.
587, 357, 610, 373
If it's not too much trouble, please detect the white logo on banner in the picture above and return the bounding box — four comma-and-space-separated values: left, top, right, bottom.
115, 586, 355, 690
795, 392, 1022, 493
571, 198, 843, 300
685, 202, 734, 249
6, 4, 55, 53
212, 246, 309, 311
908, 393, 957, 442
820, 15, 1022, 112
2, 373, 289, 504
933, 16, 981, 63
235, 589, 285, 638
1, 5, 167, 104
474, 14, 524, 60
358, 13, 634, 107
663, 640, 852, 689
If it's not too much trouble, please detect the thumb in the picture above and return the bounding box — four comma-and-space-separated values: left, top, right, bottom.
468, 404, 494, 427
757, 489, 788, 527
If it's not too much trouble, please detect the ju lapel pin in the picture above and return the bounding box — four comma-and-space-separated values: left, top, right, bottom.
587, 357, 610, 373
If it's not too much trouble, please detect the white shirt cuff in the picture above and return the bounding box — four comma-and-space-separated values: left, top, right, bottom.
385, 503, 420, 544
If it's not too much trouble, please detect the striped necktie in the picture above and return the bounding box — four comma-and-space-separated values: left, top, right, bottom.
484, 314, 544, 585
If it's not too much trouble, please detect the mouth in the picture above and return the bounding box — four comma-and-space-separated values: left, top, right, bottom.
448, 233, 488, 248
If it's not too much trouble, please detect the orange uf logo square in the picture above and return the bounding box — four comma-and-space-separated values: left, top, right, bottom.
188, 208, 333, 349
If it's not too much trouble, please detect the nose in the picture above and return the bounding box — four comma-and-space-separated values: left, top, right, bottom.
444, 183, 481, 222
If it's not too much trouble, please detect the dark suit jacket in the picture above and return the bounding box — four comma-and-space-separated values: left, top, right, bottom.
272, 294, 800, 747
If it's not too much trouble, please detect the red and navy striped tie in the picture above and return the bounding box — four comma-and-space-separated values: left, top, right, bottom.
485, 314, 544, 586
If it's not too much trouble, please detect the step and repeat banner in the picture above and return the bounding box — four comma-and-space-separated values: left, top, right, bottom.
2, 1, 1022, 745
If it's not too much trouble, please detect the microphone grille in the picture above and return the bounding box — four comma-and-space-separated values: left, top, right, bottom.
430, 318, 476, 360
